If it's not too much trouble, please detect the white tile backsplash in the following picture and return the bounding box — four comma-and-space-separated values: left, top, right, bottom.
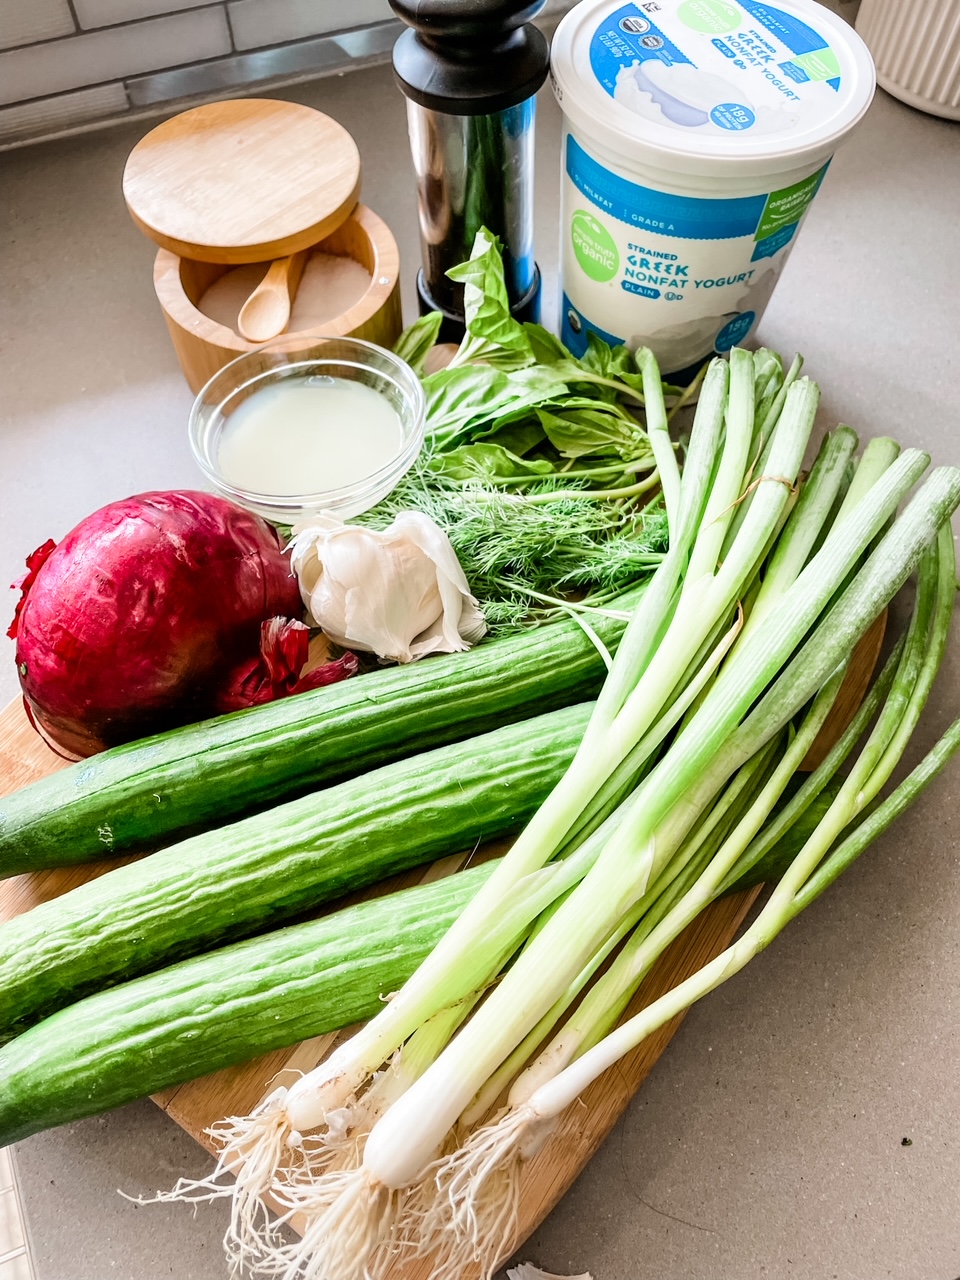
0, 1256, 33, 1280
74, 0, 221, 29
228, 0, 391, 50
0, 1146, 32, 1277
0, 6, 230, 104
0, 81, 127, 141
0, 0, 566, 146
0, 0, 75, 52
0, 1189, 25, 1262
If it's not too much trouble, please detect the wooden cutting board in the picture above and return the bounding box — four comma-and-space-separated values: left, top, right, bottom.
0, 611, 884, 1271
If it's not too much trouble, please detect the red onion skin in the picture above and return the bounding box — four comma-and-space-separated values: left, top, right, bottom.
7, 539, 56, 642
215, 617, 359, 714
13, 492, 303, 757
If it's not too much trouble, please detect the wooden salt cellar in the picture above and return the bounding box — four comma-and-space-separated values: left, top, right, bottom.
123, 98, 402, 393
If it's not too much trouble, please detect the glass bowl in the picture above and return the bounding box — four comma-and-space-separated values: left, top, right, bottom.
188, 335, 426, 524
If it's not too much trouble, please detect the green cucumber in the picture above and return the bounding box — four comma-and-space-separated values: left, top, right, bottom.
0, 865, 493, 1148
0, 702, 589, 1040
0, 607, 630, 877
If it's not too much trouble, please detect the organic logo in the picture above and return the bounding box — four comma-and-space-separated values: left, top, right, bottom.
571, 211, 619, 283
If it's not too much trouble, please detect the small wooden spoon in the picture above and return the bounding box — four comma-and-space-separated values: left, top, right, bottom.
237, 249, 309, 342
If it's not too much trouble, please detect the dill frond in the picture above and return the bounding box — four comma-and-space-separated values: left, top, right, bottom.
357, 468, 669, 636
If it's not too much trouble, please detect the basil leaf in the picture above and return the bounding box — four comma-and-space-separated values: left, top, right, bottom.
537, 405, 654, 462
393, 312, 444, 376
523, 323, 571, 365
479, 419, 547, 457
424, 365, 512, 441
579, 331, 635, 380
617, 370, 647, 398
446, 228, 534, 370
426, 442, 556, 482
534, 395, 642, 423
424, 363, 569, 445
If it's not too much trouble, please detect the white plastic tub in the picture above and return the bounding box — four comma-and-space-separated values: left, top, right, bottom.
550, 0, 876, 377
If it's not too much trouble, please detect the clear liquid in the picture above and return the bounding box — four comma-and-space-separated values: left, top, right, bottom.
218, 376, 403, 496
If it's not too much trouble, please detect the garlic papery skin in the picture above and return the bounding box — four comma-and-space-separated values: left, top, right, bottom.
288, 511, 486, 664
506, 1266, 594, 1280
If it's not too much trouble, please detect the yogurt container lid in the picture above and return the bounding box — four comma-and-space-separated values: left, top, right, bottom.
550, 0, 876, 178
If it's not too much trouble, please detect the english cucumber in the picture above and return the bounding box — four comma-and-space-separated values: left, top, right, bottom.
0, 702, 588, 1039
0, 866, 492, 1147
0, 607, 630, 877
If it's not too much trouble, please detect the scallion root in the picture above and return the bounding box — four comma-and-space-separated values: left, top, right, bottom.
259, 1167, 403, 1280
151, 1083, 384, 1273
403, 1107, 537, 1279
139, 1090, 297, 1271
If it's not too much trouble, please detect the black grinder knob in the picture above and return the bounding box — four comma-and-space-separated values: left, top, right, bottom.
389, 0, 549, 337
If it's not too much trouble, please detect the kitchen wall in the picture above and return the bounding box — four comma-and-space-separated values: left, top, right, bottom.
0, 0, 578, 148
0, 0, 862, 150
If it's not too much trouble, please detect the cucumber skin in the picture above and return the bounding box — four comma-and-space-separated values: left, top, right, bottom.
0, 866, 491, 1148
0, 702, 589, 1039
0, 610, 625, 876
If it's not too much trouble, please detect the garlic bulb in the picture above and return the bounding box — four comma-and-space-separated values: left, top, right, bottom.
288, 511, 486, 664
506, 1266, 594, 1280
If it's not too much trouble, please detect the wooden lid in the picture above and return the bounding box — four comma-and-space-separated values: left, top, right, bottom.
122, 99, 362, 264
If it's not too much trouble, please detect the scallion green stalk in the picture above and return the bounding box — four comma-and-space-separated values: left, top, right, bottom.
685, 346, 756, 583
516, 555, 957, 1127
744, 425, 859, 634
636, 346, 682, 532
358, 465, 960, 1198
183, 341, 960, 1280
521, 534, 947, 1083
719, 352, 803, 554
347, 433, 936, 1170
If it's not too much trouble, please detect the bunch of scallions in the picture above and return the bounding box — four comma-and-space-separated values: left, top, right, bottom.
162, 345, 960, 1280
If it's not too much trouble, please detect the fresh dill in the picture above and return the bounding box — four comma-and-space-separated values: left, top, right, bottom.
358, 468, 668, 635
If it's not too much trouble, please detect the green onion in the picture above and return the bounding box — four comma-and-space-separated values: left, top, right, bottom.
414, 527, 956, 1273
162, 349, 960, 1280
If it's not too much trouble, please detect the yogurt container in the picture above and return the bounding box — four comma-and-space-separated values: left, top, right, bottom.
550, 0, 876, 377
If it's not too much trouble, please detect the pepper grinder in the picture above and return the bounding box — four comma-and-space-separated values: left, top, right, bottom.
389, 0, 549, 340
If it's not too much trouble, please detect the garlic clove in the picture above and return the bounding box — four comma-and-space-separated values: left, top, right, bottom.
506, 1266, 594, 1280
391, 511, 485, 656
288, 510, 486, 664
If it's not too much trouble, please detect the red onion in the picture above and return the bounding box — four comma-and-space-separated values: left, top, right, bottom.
9, 491, 354, 758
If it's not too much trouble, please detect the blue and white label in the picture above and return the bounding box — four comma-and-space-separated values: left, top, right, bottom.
715, 310, 757, 350
566, 136, 771, 239
561, 295, 625, 360
588, 2, 843, 143
560, 131, 829, 373
710, 101, 756, 129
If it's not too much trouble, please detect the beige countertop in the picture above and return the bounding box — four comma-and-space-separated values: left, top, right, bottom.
2, 46, 960, 1280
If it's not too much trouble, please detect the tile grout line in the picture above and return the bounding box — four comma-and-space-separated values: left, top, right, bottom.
0, 1157, 38, 1280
